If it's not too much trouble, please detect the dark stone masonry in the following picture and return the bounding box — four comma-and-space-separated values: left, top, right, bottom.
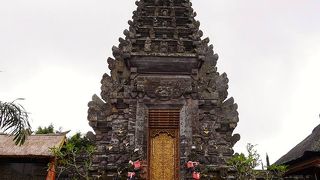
87, 0, 240, 179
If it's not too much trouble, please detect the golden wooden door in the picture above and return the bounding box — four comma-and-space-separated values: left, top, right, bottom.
148, 109, 180, 180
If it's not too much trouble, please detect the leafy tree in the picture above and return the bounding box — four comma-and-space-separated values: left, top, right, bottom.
35, 124, 55, 134
229, 144, 288, 179
228, 143, 261, 180
0, 99, 31, 145
51, 132, 95, 180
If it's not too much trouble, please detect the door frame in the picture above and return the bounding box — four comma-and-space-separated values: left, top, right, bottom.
147, 109, 180, 180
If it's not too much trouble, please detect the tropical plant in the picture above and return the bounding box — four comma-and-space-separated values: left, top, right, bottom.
228, 143, 261, 180
51, 132, 96, 180
229, 144, 288, 179
0, 99, 31, 145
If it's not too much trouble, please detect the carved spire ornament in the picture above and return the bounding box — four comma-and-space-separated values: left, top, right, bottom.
88, 0, 240, 179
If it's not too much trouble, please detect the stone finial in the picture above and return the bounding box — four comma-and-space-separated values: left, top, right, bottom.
107, 57, 115, 71
192, 12, 197, 18
135, 0, 144, 7
112, 46, 122, 59
231, 134, 241, 146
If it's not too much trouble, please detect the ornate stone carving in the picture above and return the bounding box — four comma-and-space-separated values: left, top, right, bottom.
107, 57, 115, 71
231, 134, 241, 147
155, 86, 173, 98
100, 72, 130, 103
144, 37, 152, 52
100, 73, 114, 102
132, 77, 192, 100
153, 17, 158, 26
160, 41, 168, 53
161, 9, 169, 16
149, 28, 155, 39
87, 94, 111, 129
177, 38, 185, 53
170, 7, 175, 16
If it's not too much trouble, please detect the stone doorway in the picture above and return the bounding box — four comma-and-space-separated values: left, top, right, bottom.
148, 109, 180, 180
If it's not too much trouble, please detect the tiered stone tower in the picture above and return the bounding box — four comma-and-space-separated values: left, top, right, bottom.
88, 0, 240, 179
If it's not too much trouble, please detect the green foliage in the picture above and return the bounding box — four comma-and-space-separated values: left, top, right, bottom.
0, 99, 31, 145
268, 164, 287, 173
265, 164, 288, 179
229, 143, 288, 180
51, 132, 95, 180
35, 124, 55, 134
228, 143, 261, 180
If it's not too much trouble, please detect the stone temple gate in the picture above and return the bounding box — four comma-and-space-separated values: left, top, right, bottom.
87, 0, 240, 179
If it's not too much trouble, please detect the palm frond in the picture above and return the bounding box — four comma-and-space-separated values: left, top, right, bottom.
0, 100, 31, 145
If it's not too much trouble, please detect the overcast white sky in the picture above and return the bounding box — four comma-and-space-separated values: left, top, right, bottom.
1, 0, 319, 164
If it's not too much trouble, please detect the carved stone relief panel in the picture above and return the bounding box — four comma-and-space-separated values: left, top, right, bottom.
133, 76, 193, 100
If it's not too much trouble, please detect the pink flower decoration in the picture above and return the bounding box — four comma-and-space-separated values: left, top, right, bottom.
192, 172, 200, 180
187, 161, 194, 168
134, 160, 141, 169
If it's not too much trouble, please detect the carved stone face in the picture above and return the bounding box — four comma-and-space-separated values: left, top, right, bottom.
155, 86, 173, 98
161, 9, 168, 16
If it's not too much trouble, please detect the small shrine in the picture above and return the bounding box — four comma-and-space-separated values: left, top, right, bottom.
88, 0, 240, 179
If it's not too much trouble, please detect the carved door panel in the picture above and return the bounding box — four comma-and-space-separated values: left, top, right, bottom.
148, 109, 180, 180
